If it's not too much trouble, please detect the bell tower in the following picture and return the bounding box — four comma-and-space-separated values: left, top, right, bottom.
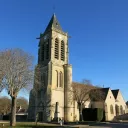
38, 14, 69, 66
28, 14, 74, 122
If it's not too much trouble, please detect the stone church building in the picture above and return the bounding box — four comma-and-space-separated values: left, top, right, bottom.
28, 14, 127, 122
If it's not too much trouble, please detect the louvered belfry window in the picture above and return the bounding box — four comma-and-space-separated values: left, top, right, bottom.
61, 40, 65, 61
55, 38, 59, 59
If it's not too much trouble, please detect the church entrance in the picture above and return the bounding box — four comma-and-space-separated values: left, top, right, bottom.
38, 112, 43, 121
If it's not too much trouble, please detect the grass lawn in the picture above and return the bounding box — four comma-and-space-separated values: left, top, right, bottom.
0, 122, 73, 128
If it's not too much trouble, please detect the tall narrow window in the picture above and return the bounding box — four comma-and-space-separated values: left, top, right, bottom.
61, 40, 65, 61
59, 72, 63, 87
55, 38, 59, 59
110, 105, 114, 114
42, 44, 44, 61
55, 70, 58, 87
46, 39, 49, 59
115, 105, 119, 116
120, 105, 123, 115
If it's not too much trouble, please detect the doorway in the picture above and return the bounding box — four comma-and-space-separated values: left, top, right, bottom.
38, 112, 43, 121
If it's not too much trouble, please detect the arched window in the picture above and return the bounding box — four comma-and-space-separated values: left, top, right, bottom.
38, 90, 41, 98
115, 105, 119, 116
61, 40, 65, 61
120, 105, 123, 115
41, 44, 44, 61
55, 38, 59, 59
46, 39, 49, 59
110, 105, 114, 114
59, 72, 63, 87
55, 70, 58, 87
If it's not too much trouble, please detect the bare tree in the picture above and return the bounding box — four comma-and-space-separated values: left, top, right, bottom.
72, 81, 105, 121
81, 79, 91, 85
0, 49, 34, 126
17, 97, 28, 109
89, 88, 105, 102
0, 52, 6, 92
72, 82, 93, 121
0, 96, 11, 115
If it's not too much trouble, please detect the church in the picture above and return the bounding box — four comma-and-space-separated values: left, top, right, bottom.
28, 14, 127, 122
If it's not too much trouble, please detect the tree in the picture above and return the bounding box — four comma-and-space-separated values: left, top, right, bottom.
72, 82, 93, 121
0, 49, 34, 126
0, 96, 11, 115
81, 79, 91, 85
0, 52, 5, 92
72, 81, 105, 121
17, 97, 28, 109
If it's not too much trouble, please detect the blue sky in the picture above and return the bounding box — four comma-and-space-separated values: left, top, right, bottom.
0, 0, 128, 101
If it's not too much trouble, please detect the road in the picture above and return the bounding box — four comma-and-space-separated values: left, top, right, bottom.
89, 122, 128, 128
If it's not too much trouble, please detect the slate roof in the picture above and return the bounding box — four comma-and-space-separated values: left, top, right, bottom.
89, 87, 110, 101
44, 14, 63, 33
126, 101, 128, 106
111, 89, 119, 99
98, 88, 110, 100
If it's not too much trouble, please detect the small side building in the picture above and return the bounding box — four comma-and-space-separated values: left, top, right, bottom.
84, 88, 127, 121
16, 106, 28, 121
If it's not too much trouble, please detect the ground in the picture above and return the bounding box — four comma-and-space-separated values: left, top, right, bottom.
1, 121, 128, 128
89, 122, 128, 128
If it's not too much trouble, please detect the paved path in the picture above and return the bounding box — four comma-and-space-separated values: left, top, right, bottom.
89, 122, 128, 128
44, 122, 128, 128
38, 122, 128, 128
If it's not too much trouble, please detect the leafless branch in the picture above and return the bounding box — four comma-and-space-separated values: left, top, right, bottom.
0, 48, 34, 126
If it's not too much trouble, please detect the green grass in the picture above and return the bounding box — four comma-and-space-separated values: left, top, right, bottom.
0, 122, 75, 128
0, 122, 49, 128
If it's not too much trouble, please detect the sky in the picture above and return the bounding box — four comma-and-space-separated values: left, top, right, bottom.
0, 0, 128, 101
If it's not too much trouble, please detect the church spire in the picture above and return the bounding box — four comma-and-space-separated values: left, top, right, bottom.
44, 14, 63, 33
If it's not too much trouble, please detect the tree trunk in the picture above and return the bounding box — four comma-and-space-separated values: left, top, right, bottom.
10, 96, 16, 126
78, 103, 83, 121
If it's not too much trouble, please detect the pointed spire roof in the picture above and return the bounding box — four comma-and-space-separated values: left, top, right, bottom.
44, 14, 62, 33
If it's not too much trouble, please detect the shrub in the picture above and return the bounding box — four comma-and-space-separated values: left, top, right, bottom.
97, 108, 103, 121
82, 108, 104, 121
